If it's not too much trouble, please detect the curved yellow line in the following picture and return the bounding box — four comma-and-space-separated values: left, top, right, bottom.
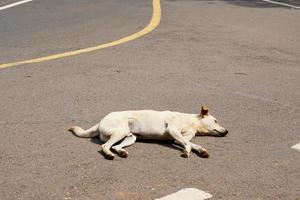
0, 0, 161, 69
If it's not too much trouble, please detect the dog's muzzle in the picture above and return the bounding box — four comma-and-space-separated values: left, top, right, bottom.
213, 129, 228, 137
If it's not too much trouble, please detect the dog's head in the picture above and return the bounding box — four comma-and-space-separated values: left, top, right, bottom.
196, 106, 228, 137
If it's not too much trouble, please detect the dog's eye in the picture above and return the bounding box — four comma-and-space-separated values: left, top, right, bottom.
214, 120, 218, 123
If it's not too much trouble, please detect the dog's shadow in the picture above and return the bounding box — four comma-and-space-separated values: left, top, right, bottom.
90, 137, 103, 145
90, 137, 183, 159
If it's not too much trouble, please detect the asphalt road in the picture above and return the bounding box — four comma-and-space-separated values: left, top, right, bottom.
0, 0, 299, 199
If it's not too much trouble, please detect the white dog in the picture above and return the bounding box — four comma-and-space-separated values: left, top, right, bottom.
68, 106, 228, 160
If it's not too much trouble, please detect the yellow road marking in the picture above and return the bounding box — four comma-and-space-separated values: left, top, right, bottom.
0, 0, 161, 69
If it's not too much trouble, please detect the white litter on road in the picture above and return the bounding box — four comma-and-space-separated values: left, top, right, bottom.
0, 0, 33, 11
261, 0, 300, 9
291, 143, 300, 151
156, 188, 212, 200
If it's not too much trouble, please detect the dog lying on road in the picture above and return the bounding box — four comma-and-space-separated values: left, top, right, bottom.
68, 106, 228, 160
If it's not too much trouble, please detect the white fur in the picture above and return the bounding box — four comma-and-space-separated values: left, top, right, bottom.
68, 108, 227, 159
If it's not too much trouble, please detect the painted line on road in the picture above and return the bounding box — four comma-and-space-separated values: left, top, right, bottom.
0, 0, 32, 11
0, 0, 161, 69
291, 143, 300, 151
261, 0, 300, 9
156, 188, 212, 200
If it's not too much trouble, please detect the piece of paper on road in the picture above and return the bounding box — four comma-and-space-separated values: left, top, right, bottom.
156, 188, 212, 200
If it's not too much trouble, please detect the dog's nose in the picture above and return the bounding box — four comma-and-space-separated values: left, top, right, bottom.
223, 130, 228, 136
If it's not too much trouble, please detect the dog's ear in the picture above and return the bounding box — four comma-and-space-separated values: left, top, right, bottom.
200, 106, 209, 116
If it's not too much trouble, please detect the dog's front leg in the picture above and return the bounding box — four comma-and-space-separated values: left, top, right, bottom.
167, 126, 192, 158
175, 131, 209, 158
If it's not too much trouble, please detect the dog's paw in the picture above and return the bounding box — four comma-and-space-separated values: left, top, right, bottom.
198, 150, 209, 158
105, 154, 115, 160
119, 150, 129, 158
181, 150, 190, 158
194, 148, 209, 158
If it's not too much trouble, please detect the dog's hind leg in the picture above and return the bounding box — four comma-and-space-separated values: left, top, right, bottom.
101, 132, 127, 160
112, 135, 137, 158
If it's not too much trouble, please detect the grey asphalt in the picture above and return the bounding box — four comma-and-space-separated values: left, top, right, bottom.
0, 0, 299, 199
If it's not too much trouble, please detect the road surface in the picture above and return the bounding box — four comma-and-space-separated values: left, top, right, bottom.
0, 0, 299, 199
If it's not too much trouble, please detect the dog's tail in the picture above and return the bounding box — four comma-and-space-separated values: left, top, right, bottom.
68, 123, 99, 138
